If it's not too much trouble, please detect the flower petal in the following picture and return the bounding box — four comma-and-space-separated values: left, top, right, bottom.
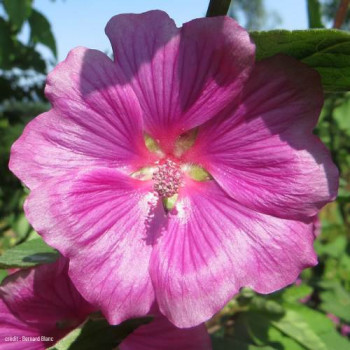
120, 305, 211, 350
106, 11, 254, 148
10, 47, 153, 190
24, 168, 164, 324
185, 55, 338, 220
0, 299, 42, 349
0, 257, 93, 349
150, 180, 317, 327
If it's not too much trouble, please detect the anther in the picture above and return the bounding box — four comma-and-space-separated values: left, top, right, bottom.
152, 159, 183, 198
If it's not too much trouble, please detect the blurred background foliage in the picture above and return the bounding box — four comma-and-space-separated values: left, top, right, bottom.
0, 0, 55, 259
0, 0, 349, 349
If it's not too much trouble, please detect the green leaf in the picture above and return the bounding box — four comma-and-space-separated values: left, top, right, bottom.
338, 178, 350, 200
0, 238, 59, 268
250, 29, 350, 92
250, 296, 284, 315
271, 307, 328, 350
11, 213, 31, 238
52, 328, 81, 350
282, 284, 313, 302
333, 96, 350, 136
286, 303, 334, 334
287, 303, 350, 350
28, 9, 57, 57
211, 336, 277, 350
0, 270, 8, 284
232, 311, 306, 350
320, 329, 350, 350
307, 0, 324, 28
232, 303, 350, 350
0, 18, 14, 69
267, 327, 306, 350
319, 281, 350, 322
314, 235, 347, 258
3, 0, 33, 30
12, 41, 47, 73
52, 317, 153, 350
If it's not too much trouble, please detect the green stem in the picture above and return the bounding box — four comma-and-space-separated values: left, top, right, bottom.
206, 0, 231, 17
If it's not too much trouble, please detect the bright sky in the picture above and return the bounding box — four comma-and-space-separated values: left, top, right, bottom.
33, 0, 309, 62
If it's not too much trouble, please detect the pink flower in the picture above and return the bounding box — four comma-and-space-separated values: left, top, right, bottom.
9, 11, 338, 328
341, 324, 350, 337
120, 305, 211, 350
327, 313, 340, 326
0, 258, 94, 349
0, 258, 211, 350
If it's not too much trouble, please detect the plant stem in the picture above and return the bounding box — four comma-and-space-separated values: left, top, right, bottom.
206, 0, 231, 17
333, 0, 350, 28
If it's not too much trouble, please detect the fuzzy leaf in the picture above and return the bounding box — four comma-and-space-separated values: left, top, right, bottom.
0, 238, 59, 268
250, 29, 350, 92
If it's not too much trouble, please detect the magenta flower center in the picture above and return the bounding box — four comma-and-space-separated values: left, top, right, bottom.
152, 159, 183, 198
